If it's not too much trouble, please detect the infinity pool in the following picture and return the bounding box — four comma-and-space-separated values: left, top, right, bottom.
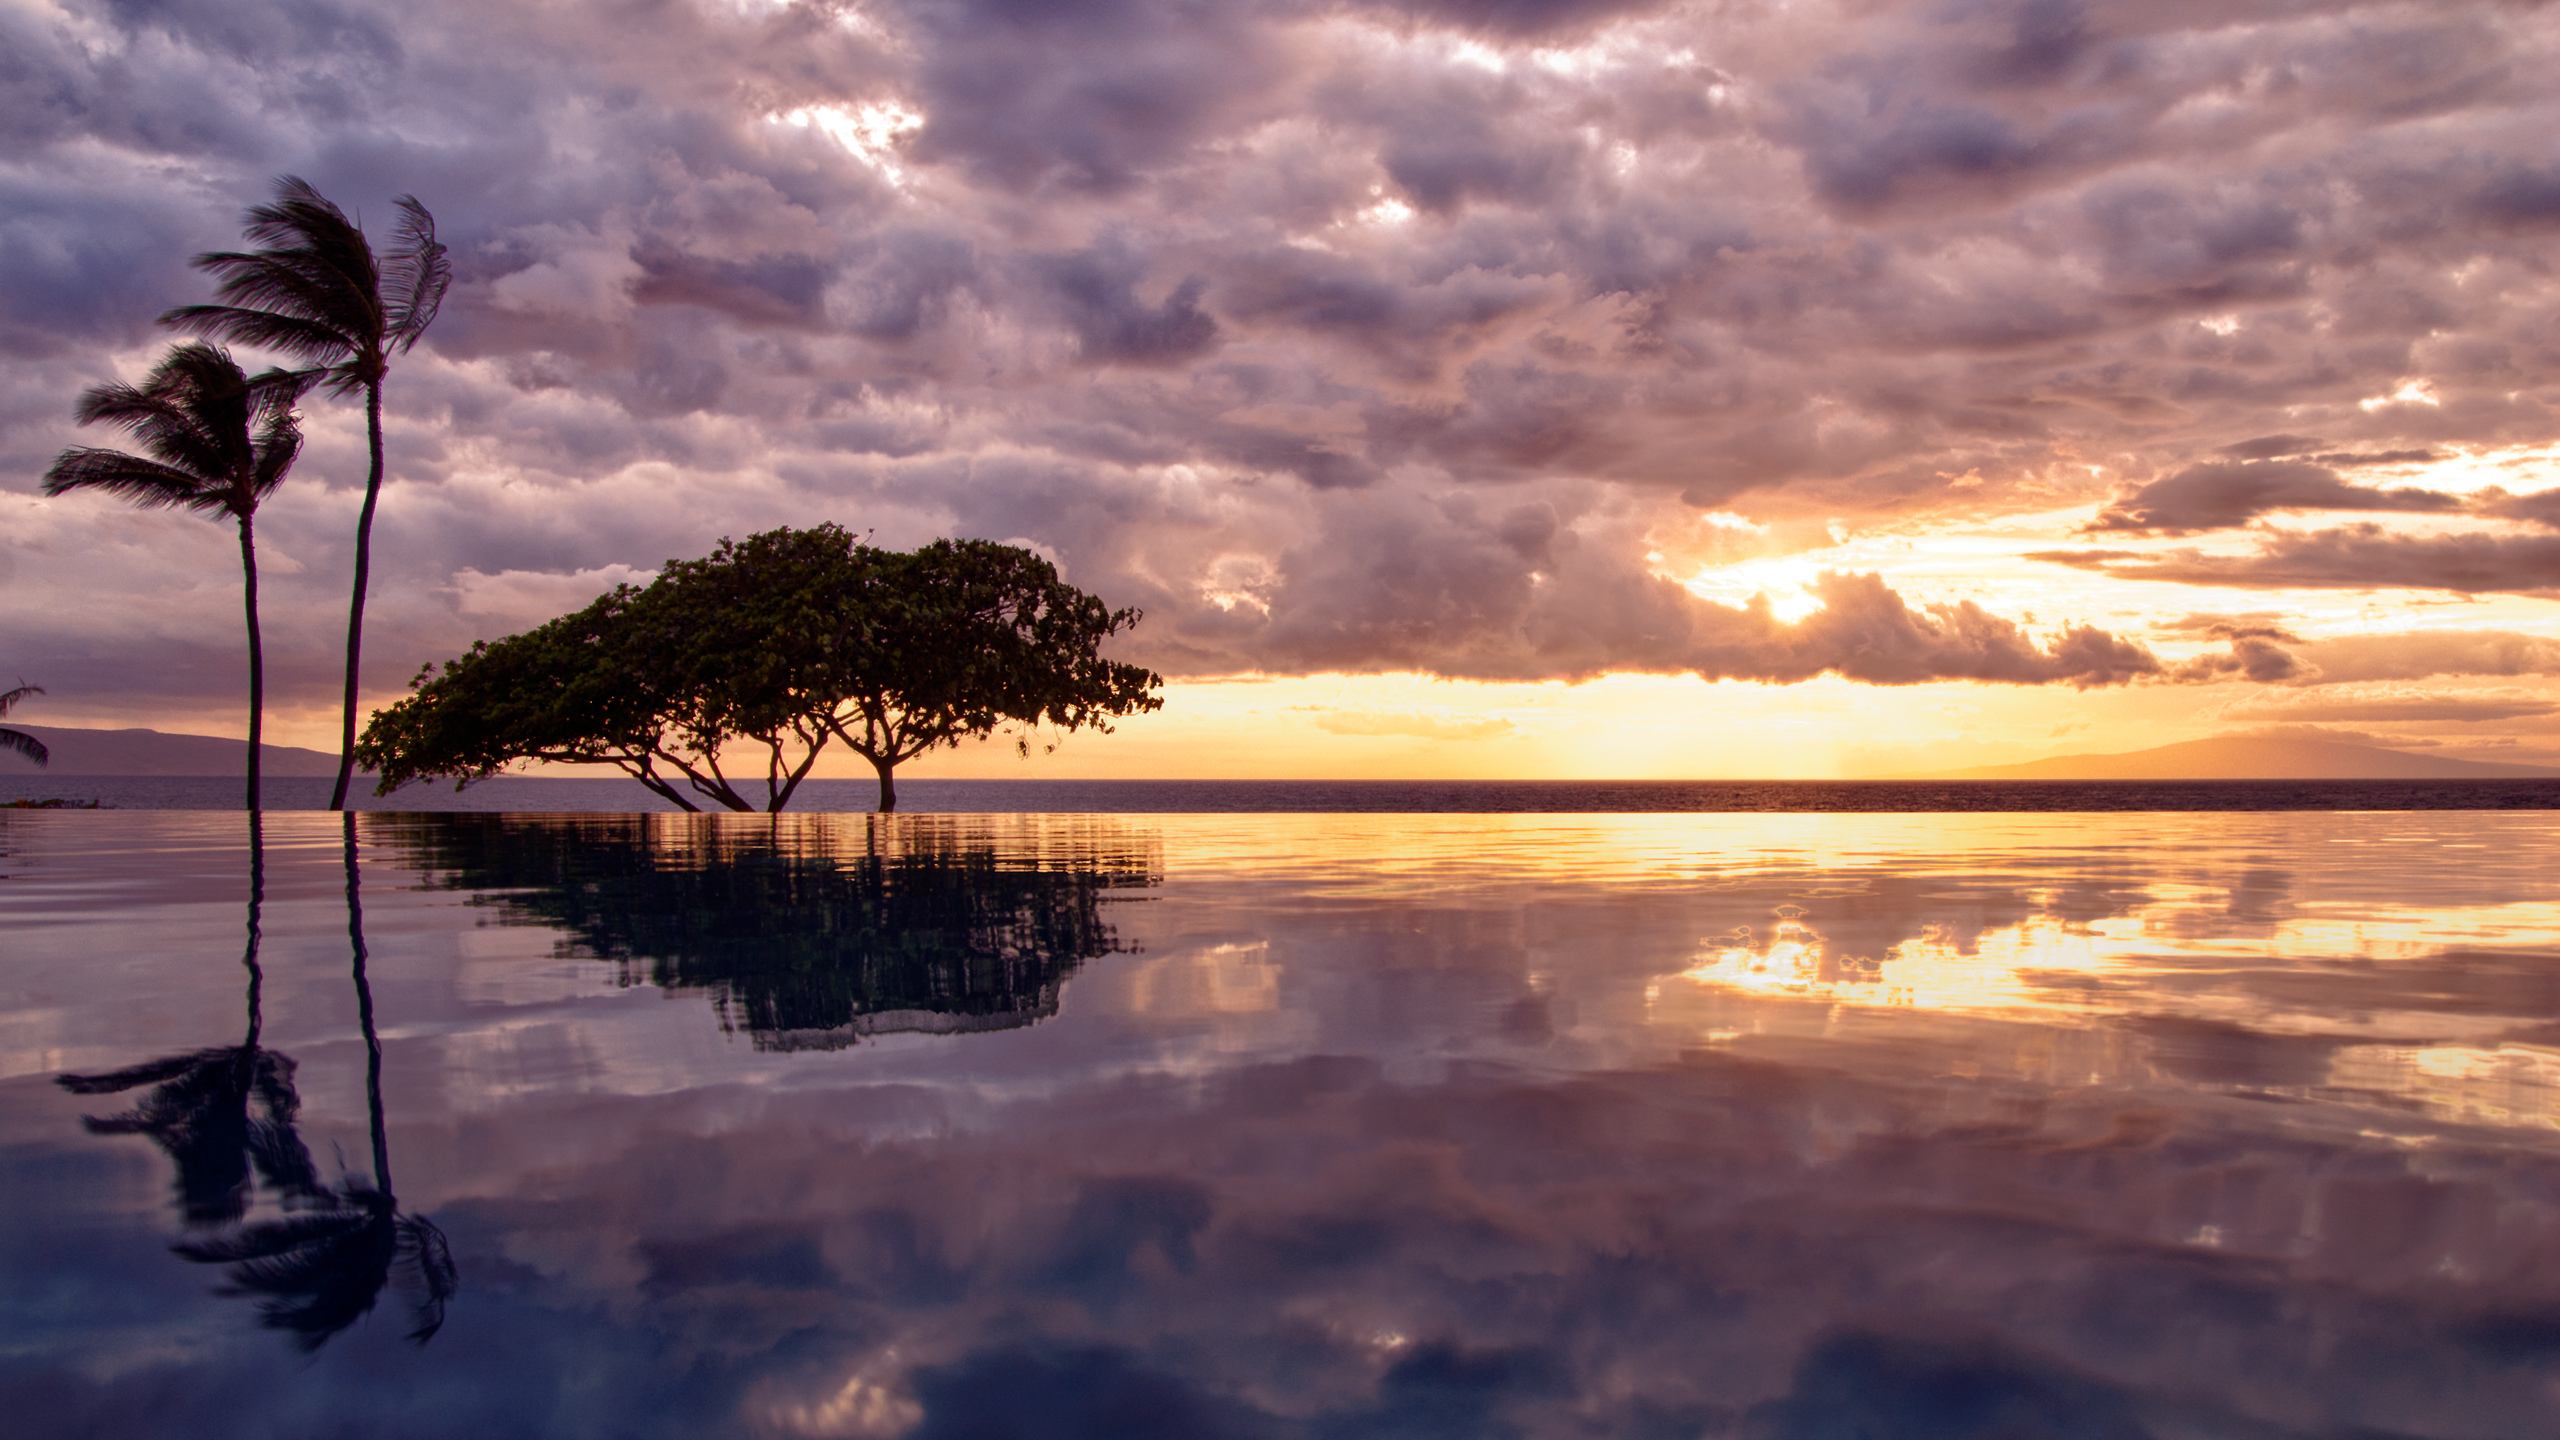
5, 810, 2558, 1437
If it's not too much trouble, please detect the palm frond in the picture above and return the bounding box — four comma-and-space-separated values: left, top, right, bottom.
174, 1208, 375, 1263
396, 1215, 457, 1342
1, 683, 47, 765
57, 1048, 212, 1095
176, 1194, 400, 1352
71, 394, 231, 484
194, 250, 375, 328
43, 448, 223, 513
242, 178, 380, 288
381, 196, 450, 350
0, 729, 43, 767
161, 297, 366, 376
49, 343, 305, 521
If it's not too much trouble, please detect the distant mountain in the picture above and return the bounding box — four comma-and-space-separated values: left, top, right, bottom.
1, 724, 347, 777
1907, 736, 2560, 781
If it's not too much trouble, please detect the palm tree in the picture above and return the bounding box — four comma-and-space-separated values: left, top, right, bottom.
162, 176, 450, 812
44, 344, 307, 811
0, 681, 45, 767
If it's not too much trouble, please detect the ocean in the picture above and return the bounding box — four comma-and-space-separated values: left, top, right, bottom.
8, 772, 2560, 811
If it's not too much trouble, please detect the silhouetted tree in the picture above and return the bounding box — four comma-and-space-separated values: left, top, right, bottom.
358, 526, 1163, 812
163, 176, 450, 812
0, 682, 46, 767
44, 345, 306, 811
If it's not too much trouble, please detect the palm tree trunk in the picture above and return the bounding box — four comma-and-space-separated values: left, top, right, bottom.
345, 813, 391, 1197
330, 382, 386, 812
240, 513, 263, 814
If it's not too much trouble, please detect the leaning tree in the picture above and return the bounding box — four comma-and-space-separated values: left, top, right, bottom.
163, 177, 450, 812
44, 344, 307, 811
357, 525, 1163, 812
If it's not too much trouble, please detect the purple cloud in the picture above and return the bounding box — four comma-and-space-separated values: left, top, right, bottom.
5, 0, 2560, 723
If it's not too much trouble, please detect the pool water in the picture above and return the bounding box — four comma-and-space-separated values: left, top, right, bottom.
4, 810, 2558, 1438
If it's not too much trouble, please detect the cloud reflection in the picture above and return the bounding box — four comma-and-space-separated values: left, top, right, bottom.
10, 812, 2560, 1436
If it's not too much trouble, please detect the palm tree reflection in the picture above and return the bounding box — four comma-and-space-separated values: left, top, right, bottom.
58, 814, 319, 1224
58, 814, 454, 1351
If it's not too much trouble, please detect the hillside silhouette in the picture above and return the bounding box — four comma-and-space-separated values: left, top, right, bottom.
1911, 736, 2560, 781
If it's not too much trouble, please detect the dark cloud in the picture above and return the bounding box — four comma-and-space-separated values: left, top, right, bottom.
628, 245, 838, 329
2482, 487, 2560, 530
2215, 435, 2438, 467
900, 0, 1300, 192
1030, 241, 1221, 366
2036, 525, 2560, 596
1356, 0, 1669, 40
2163, 615, 2306, 684
2085, 460, 2463, 535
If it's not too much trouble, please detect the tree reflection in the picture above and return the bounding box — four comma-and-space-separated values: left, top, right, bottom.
376, 813, 1160, 1050
57, 814, 320, 1224
58, 814, 454, 1351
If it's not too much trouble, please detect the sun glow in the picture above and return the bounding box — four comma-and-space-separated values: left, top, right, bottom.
771, 100, 925, 184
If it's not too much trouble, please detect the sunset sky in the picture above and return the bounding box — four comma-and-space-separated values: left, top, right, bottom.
6, 0, 2560, 779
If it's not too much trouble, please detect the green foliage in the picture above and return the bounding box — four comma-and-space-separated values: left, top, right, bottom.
359, 524, 1165, 812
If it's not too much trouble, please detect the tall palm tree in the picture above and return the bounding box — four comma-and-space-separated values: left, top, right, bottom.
162, 176, 450, 812
0, 681, 45, 767
44, 344, 307, 811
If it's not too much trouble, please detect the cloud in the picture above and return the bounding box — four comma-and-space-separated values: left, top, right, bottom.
6, 0, 2560, 724
2033, 526, 2560, 596
2287, 629, 2560, 685
2481, 487, 2560, 530
1683, 571, 2160, 689
2084, 461, 2463, 535
2167, 629, 2306, 684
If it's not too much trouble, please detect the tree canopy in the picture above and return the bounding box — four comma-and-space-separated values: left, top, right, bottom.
357, 525, 1163, 811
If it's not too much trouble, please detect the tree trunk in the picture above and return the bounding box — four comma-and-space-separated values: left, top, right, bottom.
872, 755, 898, 813
345, 812, 391, 1197
330, 381, 386, 812
240, 514, 262, 814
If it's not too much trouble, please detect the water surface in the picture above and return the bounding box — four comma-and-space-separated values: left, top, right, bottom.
5, 810, 2559, 1437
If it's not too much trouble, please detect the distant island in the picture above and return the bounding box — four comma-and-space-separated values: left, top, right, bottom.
1905, 736, 2560, 781
2, 724, 348, 777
